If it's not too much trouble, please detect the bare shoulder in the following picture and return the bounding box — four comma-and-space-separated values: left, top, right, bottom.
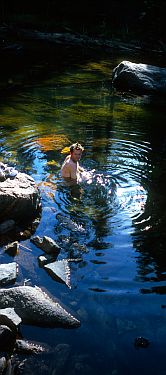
65, 155, 70, 161
62, 155, 70, 165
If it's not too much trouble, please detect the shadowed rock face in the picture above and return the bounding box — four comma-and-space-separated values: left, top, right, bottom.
112, 61, 166, 95
0, 286, 80, 328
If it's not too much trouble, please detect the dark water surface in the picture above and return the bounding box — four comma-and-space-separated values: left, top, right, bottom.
1, 50, 166, 374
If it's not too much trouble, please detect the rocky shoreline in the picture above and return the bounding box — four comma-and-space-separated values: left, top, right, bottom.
0, 233, 81, 373
0, 24, 165, 70
1, 24, 165, 53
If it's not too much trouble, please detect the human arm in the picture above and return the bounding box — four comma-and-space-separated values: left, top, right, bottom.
61, 163, 72, 178
78, 165, 84, 172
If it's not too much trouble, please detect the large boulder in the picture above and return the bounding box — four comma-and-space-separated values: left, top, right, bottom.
0, 285, 80, 328
0, 168, 41, 224
112, 60, 166, 95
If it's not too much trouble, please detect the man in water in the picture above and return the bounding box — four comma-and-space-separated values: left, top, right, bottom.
61, 142, 85, 181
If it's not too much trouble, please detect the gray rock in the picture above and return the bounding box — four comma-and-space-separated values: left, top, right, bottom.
0, 172, 41, 224
0, 307, 22, 332
38, 254, 54, 267
0, 262, 18, 286
15, 339, 45, 354
112, 60, 166, 95
0, 162, 18, 179
44, 259, 71, 288
31, 235, 60, 255
0, 286, 80, 328
4, 241, 19, 256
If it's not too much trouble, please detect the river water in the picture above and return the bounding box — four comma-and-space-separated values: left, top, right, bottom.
0, 49, 166, 374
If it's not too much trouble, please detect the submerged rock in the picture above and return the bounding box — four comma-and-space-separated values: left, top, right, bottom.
57, 213, 85, 233
134, 336, 150, 348
31, 235, 60, 255
112, 60, 166, 95
0, 169, 41, 224
15, 339, 45, 354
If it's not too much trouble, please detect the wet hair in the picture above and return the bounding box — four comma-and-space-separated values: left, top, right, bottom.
70, 142, 84, 153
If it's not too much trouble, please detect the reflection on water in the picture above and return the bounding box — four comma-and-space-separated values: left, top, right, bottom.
0, 53, 166, 374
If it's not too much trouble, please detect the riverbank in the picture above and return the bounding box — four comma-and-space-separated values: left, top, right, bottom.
0, 24, 165, 94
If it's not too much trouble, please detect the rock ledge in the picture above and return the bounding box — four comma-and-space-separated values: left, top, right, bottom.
0, 171, 41, 223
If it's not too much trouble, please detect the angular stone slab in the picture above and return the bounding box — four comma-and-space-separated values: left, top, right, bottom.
112, 60, 166, 95
0, 262, 18, 286
44, 259, 71, 288
0, 286, 80, 328
0, 307, 22, 332
0, 172, 41, 223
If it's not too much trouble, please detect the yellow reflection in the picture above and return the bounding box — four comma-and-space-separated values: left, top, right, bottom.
47, 160, 60, 167
36, 134, 70, 151
61, 146, 70, 154
113, 102, 144, 120
82, 61, 112, 75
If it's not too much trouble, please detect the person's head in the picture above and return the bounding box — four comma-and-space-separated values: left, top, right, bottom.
70, 142, 84, 162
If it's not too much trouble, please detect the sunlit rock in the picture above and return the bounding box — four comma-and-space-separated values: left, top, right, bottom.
0, 307, 22, 332
38, 254, 54, 267
44, 259, 71, 288
0, 286, 80, 328
56, 213, 85, 232
0, 262, 18, 286
112, 60, 166, 94
0, 167, 41, 224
